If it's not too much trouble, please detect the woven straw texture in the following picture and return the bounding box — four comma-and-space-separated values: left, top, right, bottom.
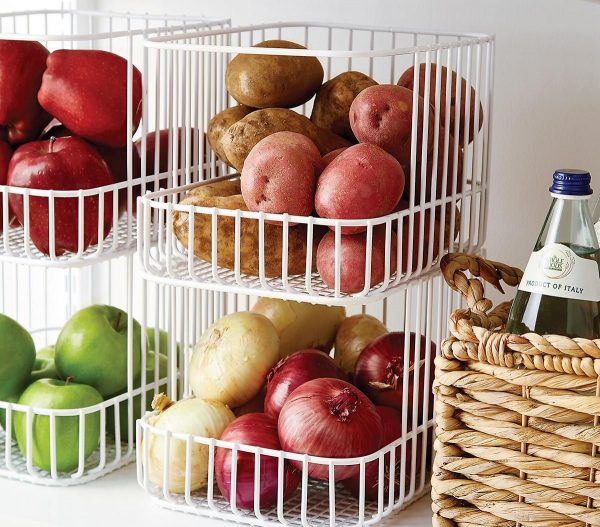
432, 252, 600, 527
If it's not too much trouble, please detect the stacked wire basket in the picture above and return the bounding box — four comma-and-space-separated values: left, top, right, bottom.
0, 8, 495, 525
133, 22, 495, 526
0, 9, 229, 485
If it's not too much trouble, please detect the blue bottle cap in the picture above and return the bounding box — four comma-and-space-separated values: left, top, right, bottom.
549, 169, 592, 196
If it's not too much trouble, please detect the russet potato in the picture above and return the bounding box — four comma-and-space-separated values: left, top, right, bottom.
310, 71, 377, 141
172, 178, 322, 278
221, 108, 350, 172
207, 105, 254, 164
226, 40, 324, 109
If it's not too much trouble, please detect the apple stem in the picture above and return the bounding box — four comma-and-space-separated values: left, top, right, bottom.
152, 393, 174, 413
65, 376, 73, 386
49, 136, 56, 153
113, 311, 124, 332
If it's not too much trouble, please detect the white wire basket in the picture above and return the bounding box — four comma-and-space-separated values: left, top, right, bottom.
0, 253, 182, 485
0, 9, 229, 486
0, 9, 230, 266
136, 270, 461, 525
137, 22, 494, 305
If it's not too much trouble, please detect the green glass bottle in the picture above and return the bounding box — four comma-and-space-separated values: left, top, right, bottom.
506, 169, 600, 338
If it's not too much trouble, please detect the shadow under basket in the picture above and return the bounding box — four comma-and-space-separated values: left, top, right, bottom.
432, 252, 600, 527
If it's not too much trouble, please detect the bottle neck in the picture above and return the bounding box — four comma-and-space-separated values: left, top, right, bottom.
536, 194, 598, 252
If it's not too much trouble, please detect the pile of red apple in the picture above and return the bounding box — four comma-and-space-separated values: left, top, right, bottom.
0, 39, 167, 256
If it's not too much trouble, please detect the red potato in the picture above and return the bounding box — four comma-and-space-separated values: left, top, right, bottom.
398, 63, 483, 144
321, 147, 347, 166
316, 226, 397, 294
315, 143, 404, 234
241, 131, 322, 217
349, 84, 433, 166
401, 127, 464, 202
0, 140, 14, 232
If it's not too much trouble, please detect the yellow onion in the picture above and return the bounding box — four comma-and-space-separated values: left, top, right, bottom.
146, 393, 234, 493
252, 298, 346, 357
333, 314, 387, 375
189, 312, 280, 407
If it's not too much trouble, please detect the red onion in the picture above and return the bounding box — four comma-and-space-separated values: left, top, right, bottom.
354, 332, 435, 425
341, 406, 425, 500
264, 349, 346, 419
278, 378, 383, 481
215, 413, 300, 509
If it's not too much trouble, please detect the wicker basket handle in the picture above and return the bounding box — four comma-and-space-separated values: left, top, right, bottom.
441, 253, 523, 313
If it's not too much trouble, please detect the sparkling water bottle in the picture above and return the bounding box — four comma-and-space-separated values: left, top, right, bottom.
506, 169, 600, 338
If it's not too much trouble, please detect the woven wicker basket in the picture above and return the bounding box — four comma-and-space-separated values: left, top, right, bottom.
432, 252, 600, 527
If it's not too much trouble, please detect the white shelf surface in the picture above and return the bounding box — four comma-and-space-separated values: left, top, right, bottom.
0, 464, 432, 527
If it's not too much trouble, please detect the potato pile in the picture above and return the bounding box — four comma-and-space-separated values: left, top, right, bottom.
175, 40, 481, 292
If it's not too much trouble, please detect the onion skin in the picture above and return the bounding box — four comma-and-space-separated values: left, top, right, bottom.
146, 395, 235, 493
234, 388, 266, 417
342, 406, 424, 500
189, 312, 280, 408
354, 332, 435, 425
264, 349, 346, 419
215, 413, 300, 509
252, 298, 346, 358
334, 314, 387, 375
278, 378, 383, 481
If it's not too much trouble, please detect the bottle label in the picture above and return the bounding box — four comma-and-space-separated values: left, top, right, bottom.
518, 242, 600, 301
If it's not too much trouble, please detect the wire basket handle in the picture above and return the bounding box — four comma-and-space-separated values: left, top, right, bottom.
441, 252, 523, 314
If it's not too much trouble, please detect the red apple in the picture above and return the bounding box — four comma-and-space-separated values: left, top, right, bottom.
0, 40, 52, 145
0, 140, 14, 232
43, 125, 140, 216
136, 128, 176, 176
135, 127, 200, 179
354, 332, 436, 426
38, 50, 142, 148
7, 136, 114, 255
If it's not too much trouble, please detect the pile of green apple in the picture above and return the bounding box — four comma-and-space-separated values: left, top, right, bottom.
0, 307, 172, 473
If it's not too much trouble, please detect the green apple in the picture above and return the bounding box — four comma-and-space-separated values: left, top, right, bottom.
147, 328, 168, 355
146, 327, 180, 364
55, 305, 142, 397
107, 350, 168, 440
30, 345, 60, 382
14, 379, 103, 473
0, 314, 36, 400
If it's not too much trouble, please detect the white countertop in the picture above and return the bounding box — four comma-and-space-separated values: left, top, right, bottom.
0, 464, 432, 527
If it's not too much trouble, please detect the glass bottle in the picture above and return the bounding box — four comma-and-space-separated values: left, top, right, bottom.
506, 169, 600, 338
